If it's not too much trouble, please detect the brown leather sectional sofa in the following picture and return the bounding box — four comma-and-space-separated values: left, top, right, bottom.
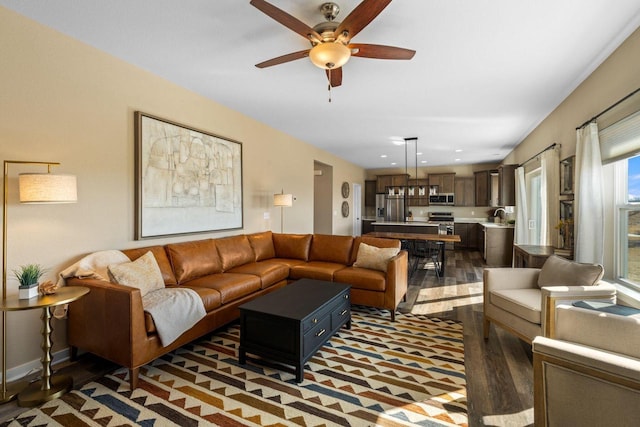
67, 231, 408, 389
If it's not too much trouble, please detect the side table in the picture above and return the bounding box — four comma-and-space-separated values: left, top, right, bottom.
0, 286, 89, 407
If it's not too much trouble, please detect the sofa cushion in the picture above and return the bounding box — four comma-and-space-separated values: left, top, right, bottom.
247, 231, 276, 261
353, 242, 400, 273
334, 267, 386, 292
349, 236, 401, 265
107, 251, 165, 297
538, 255, 604, 288
122, 245, 177, 286
227, 261, 289, 289
183, 273, 261, 304
289, 262, 346, 281
166, 239, 222, 284
178, 285, 223, 312
215, 235, 255, 271
273, 233, 312, 261
309, 234, 354, 264
491, 288, 542, 324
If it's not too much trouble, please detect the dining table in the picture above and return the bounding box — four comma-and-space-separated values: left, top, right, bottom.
365, 231, 461, 276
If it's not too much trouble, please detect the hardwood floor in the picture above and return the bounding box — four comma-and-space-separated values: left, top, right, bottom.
0, 249, 534, 426
397, 249, 534, 427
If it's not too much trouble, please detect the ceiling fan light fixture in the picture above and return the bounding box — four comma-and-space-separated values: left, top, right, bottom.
309, 42, 351, 69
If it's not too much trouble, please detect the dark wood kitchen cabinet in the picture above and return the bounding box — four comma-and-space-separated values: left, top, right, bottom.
376, 174, 408, 193
365, 180, 376, 207
474, 170, 491, 207
454, 222, 479, 249
455, 177, 475, 206
428, 173, 455, 194
498, 164, 517, 206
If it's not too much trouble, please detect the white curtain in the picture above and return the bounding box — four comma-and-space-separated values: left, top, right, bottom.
574, 122, 605, 264
540, 147, 560, 246
514, 166, 529, 245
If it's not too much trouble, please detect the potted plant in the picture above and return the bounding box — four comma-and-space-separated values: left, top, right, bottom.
13, 264, 46, 299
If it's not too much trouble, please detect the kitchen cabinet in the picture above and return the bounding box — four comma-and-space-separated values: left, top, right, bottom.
482, 225, 514, 267
454, 222, 479, 249
498, 164, 517, 206
454, 177, 475, 206
407, 179, 429, 206
376, 174, 408, 193
362, 219, 375, 235
364, 180, 376, 207
474, 171, 490, 207
428, 173, 455, 194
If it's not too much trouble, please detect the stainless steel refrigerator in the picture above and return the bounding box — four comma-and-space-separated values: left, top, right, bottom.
385, 195, 405, 222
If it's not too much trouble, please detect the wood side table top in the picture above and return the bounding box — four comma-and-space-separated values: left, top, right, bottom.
0, 286, 89, 311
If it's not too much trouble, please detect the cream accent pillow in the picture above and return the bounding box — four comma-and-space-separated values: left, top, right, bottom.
353, 242, 400, 272
108, 251, 165, 297
537, 255, 604, 288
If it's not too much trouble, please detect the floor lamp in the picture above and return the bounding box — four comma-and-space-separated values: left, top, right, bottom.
1, 160, 77, 403
273, 190, 293, 233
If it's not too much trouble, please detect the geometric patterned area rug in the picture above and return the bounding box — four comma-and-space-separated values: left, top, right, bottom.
4, 307, 467, 426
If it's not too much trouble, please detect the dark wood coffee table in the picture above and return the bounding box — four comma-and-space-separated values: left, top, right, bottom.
238, 278, 351, 382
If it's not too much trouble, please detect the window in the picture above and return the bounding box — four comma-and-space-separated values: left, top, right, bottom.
615, 154, 640, 290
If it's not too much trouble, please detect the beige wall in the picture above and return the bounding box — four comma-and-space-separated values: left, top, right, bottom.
0, 7, 364, 376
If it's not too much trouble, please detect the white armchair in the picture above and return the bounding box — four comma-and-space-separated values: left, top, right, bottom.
483, 255, 616, 343
532, 304, 640, 426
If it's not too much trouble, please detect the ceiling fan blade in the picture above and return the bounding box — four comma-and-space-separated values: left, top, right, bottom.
326, 67, 343, 87
335, 0, 392, 42
255, 49, 310, 68
349, 43, 415, 60
250, 0, 321, 42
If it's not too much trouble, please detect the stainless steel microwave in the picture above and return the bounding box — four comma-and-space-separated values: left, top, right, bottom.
429, 193, 455, 205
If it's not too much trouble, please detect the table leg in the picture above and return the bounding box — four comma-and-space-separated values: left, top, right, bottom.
18, 306, 73, 407
439, 242, 446, 276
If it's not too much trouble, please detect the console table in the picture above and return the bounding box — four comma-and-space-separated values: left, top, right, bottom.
0, 286, 89, 407
513, 245, 556, 268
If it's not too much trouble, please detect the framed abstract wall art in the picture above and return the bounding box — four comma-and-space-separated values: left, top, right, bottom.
135, 112, 243, 239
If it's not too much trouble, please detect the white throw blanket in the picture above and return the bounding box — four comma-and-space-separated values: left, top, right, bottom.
57, 250, 206, 346
142, 287, 206, 346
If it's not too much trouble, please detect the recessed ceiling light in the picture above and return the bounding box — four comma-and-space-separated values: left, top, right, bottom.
416, 152, 423, 156
455, 158, 461, 162
391, 162, 397, 165
421, 160, 427, 164
392, 140, 405, 146
455, 149, 463, 153
380, 154, 387, 158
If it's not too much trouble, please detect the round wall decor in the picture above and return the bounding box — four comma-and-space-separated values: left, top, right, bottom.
341, 182, 350, 198
341, 201, 349, 217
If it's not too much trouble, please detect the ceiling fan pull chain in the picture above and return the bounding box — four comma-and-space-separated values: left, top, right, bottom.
328, 69, 332, 103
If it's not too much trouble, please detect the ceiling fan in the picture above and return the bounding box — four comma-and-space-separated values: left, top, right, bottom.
250, 0, 415, 89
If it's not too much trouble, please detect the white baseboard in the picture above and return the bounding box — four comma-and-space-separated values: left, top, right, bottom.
1, 347, 70, 383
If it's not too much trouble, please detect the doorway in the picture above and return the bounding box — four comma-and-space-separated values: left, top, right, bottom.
314, 161, 333, 234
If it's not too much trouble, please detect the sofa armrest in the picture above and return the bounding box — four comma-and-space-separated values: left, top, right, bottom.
554, 305, 640, 358
540, 281, 617, 338
384, 250, 408, 312
483, 268, 541, 302
67, 277, 147, 367
533, 336, 640, 382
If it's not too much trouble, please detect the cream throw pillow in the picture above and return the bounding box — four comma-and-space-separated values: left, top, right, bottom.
537, 255, 604, 288
353, 242, 400, 272
108, 251, 165, 297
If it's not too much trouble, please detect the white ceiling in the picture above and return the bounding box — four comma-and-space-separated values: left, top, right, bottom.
3, 0, 640, 169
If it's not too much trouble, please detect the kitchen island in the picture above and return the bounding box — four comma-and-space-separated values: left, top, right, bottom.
371, 221, 440, 234
366, 231, 461, 276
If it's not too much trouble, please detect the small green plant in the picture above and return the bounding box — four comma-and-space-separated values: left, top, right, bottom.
13, 264, 46, 288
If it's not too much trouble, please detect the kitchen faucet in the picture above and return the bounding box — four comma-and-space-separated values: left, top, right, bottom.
494, 208, 506, 217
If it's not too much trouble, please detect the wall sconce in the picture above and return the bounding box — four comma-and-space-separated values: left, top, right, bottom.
273, 189, 293, 233
1, 160, 77, 403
